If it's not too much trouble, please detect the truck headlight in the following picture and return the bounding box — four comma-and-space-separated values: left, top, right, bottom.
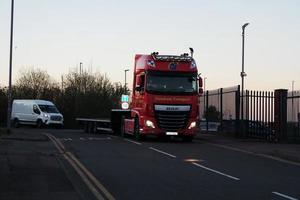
43, 113, 49, 118
188, 121, 196, 129
145, 120, 155, 128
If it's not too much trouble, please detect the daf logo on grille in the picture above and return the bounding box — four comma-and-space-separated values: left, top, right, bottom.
166, 107, 179, 111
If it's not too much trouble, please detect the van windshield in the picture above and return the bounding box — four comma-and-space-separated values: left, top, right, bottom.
38, 105, 59, 113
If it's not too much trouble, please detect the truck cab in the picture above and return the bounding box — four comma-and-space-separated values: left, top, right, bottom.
123, 52, 202, 141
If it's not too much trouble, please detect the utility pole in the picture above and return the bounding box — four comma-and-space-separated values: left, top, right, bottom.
241, 23, 249, 137
80, 62, 83, 75
124, 69, 129, 94
203, 77, 207, 117
7, 0, 14, 133
292, 80, 295, 122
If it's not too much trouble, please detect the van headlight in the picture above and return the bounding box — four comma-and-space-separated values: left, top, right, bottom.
145, 120, 155, 128
188, 121, 197, 129
43, 113, 49, 118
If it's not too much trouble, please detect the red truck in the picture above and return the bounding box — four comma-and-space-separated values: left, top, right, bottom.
77, 51, 203, 142
121, 52, 202, 141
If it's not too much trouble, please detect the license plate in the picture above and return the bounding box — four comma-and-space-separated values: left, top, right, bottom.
166, 132, 178, 135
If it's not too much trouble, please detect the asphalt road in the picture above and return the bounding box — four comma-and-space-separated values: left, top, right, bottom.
43, 129, 300, 200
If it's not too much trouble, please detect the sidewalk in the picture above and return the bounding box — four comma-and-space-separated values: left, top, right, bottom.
0, 129, 83, 200
195, 133, 300, 165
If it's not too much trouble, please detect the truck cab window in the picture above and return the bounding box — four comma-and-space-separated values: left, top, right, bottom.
33, 105, 41, 115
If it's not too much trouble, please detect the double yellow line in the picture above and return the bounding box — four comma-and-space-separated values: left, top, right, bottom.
44, 133, 115, 200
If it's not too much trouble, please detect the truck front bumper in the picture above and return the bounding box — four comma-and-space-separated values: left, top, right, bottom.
139, 116, 198, 136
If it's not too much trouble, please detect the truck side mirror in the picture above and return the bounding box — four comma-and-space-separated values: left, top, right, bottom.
136, 75, 142, 88
198, 76, 203, 95
135, 75, 144, 92
199, 88, 204, 95
198, 76, 203, 88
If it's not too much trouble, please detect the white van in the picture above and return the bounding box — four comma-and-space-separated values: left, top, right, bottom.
11, 100, 64, 128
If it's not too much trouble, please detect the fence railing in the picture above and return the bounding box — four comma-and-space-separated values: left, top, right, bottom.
201, 86, 299, 143
287, 90, 300, 142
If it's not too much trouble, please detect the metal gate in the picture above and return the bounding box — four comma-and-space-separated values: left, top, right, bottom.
287, 90, 300, 142
244, 90, 275, 140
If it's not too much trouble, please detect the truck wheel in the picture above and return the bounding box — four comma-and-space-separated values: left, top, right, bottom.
120, 116, 125, 138
134, 117, 141, 141
13, 118, 20, 128
37, 119, 44, 129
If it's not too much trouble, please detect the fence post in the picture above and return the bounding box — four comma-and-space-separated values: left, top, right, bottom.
274, 89, 288, 142
220, 88, 223, 133
235, 85, 241, 137
245, 90, 249, 137
206, 90, 209, 131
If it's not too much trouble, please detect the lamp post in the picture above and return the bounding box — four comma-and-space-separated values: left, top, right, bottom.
203, 77, 207, 116
292, 81, 295, 121
124, 69, 129, 94
7, 0, 14, 132
241, 22, 249, 136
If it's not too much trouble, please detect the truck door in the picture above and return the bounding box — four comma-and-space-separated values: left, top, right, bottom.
134, 74, 145, 113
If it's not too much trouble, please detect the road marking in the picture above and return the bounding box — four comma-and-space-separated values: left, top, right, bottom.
272, 192, 298, 200
192, 162, 240, 181
124, 139, 142, 145
44, 133, 115, 200
80, 137, 86, 141
149, 147, 176, 158
206, 142, 300, 167
67, 152, 115, 200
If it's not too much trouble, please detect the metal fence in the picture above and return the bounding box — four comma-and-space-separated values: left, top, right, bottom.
287, 90, 300, 142
200, 86, 299, 143
200, 85, 240, 135
243, 90, 275, 140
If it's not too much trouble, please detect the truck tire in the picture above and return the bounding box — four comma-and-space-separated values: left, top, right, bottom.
13, 118, 20, 128
120, 116, 125, 138
134, 117, 141, 141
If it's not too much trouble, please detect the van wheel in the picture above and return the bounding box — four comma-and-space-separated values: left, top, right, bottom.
13, 118, 20, 128
37, 119, 44, 129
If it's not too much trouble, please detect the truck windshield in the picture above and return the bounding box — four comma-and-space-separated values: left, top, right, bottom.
38, 105, 59, 113
146, 72, 197, 94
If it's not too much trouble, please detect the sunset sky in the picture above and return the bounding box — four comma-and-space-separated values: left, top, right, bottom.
0, 0, 299, 91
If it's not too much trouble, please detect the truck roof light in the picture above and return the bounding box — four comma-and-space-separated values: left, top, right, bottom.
147, 60, 156, 67
152, 54, 193, 62
190, 60, 197, 69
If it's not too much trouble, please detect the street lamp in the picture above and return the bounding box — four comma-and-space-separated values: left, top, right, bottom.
79, 62, 83, 75
292, 80, 295, 121
7, 0, 14, 132
124, 69, 129, 94
241, 22, 249, 136
203, 77, 207, 116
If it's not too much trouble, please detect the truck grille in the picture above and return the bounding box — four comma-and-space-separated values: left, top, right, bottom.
50, 116, 62, 121
155, 110, 190, 132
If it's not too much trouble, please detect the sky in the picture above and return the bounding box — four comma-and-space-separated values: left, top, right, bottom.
0, 0, 299, 91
